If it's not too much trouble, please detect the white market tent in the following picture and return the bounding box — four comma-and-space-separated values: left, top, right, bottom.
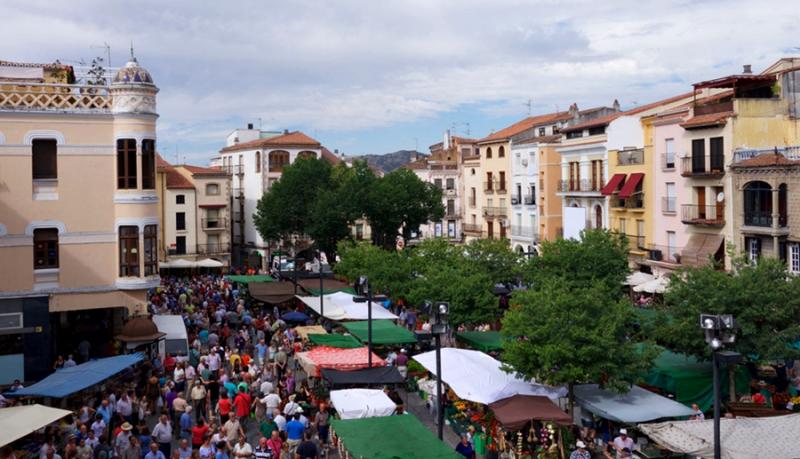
574, 384, 694, 423
412, 348, 567, 405
196, 258, 224, 268
624, 271, 655, 286
639, 414, 800, 459
329, 388, 397, 419
633, 276, 670, 294
297, 292, 399, 321
168, 259, 196, 268
0, 404, 72, 446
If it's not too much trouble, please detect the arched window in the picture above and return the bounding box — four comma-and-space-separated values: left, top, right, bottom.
268, 150, 290, 172
298, 150, 317, 160
486, 147, 493, 159
499, 146, 505, 158
255, 151, 261, 173
744, 181, 772, 227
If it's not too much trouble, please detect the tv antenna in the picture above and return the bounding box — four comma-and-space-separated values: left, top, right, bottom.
525, 98, 533, 116
90, 42, 111, 67
450, 122, 471, 137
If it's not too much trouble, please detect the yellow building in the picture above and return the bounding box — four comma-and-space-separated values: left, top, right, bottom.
0, 57, 160, 382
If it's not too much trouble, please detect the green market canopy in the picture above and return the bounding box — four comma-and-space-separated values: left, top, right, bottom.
331, 414, 462, 459
225, 274, 274, 284
343, 320, 417, 345
455, 331, 504, 352
308, 333, 363, 349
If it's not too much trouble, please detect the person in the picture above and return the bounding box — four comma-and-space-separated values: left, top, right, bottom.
395, 349, 409, 378
180, 406, 194, 440
144, 442, 166, 459
253, 438, 271, 459
85, 430, 100, 450
690, 403, 705, 421
233, 387, 251, 429
214, 442, 229, 459
455, 434, 474, 458
265, 431, 282, 459
618, 448, 633, 459
191, 379, 207, 422
223, 415, 242, 444
612, 429, 634, 456
9, 379, 23, 392
64, 355, 77, 368
123, 436, 142, 459
232, 436, 252, 459
177, 440, 192, 459
313, 403, 330, 449
117, 392, 134, 423
261, 391, 280, 415
45, 447, 62, 459
90, 414, 106, 442
259, 415, 278, 440
75, 438, 93, 459
272, 409, 287, 432
282, 395, 300, 417
198, 436, 214, 459
216, 393, 232, 424
285, 414, 305, 453
115, 422, 134, 458
151, 414, 173, 458
294, 431, 317, 459
570, 440, 591, 459
191, 419, 210, 450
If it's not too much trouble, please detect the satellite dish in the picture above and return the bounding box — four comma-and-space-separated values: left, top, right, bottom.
716, 192, 725, 203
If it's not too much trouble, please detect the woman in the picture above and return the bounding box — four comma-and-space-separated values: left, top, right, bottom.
198, 435, 214, 459
216, 392, 232, 424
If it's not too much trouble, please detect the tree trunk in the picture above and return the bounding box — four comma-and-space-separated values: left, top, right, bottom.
729, 364, 737, 402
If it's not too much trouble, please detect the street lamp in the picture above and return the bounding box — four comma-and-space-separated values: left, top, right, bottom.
699, 314, 741, 459
353, 276, 387, 368
425, 300, 450, 440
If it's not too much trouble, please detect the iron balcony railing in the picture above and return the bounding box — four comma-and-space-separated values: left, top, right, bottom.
626, 235, 646, 251
483, 206, 506, 218
681, 204, 725, 226
224, 164, 243, 175
524, 194, 536, 205
445, 209, 461, 219
733, 146, 800, 163
197, 242, 231, 255
232, 188, 244, 198
743, 211, 787, 228
612, 193, 644, 209
511, 195, 522, 205
202, 218, 228, 230
681, 155, 725, 177
462, 223, 482, 234
647, 244, 682, 264
558, 178, 603, 193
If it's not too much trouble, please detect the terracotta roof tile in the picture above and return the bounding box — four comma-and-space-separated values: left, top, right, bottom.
514, 134, 562, 145
220, 131, 320, 153
478, 111, 571, 143
680, 111, 734, 129
181, 164, 229, 176
561, 92, 695, 133
731, 153, 800, 168
156, 154, 194, 189
404, 159, 429, 170
320, 147, 342, 165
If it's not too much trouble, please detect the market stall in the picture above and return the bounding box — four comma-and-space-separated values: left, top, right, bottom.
331, 414, 461, 459
329, 388, 397, 419
624, 271, 655, 286
489, 395, 572, 430
295, 346, 385, 377
249, 281, 296, 304
225, 274, 274, 284
639, 414, 800, 459
296, 278, 355, 296
297, 291, 399, 320
7, 354, 144, 398
342, 320, 416, 345
573, 384, 694, 423
321, 366, 405, 388
294, 325, 327, 339
455, 331, 504, 352
308, 334, 363, 349
0, 404, 72, 447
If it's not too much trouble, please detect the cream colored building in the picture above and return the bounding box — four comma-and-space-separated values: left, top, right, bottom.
156, 157, 232, 267
0, 56, 160, 382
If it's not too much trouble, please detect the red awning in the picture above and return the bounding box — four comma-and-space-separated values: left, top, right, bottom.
618, 173, 644, 198
600, 173, 626, 195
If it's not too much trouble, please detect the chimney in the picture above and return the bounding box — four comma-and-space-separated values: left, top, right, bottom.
443, 130, 451, 150
612, 99, 621, 112
743, 64, 752, 74
247, 123, 254, 130
283, 129, 289, 135
569, 103, 579, 120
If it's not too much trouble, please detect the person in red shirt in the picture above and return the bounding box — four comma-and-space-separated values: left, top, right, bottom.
191, 418, 209, 449
233, 387, 252, 429
216, 392, 232, 424
266, 430, 283, 458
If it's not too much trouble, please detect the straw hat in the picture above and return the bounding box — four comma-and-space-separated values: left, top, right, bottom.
121, 422, 133, 431
576, 441, 586, 448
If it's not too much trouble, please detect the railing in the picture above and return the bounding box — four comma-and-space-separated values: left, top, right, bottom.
647, 244, 682, 264
558, 179, 603, 193
484, 181, 494, 192
627, 235, 646, 251
232, 188, 244, 198
681, 204, 725, 226
269, 164, 287, 173
445, 210, 460, 219
0, 82, 111, 112
524, 194, 536, 205
511, 225, 538, 240
233, 212, 242, 223
224, 164, 243, 175
612, 193, 644, 209
462, 223, 482, 234
617, 149, 644, 166
733, 146, 800, 163
743, 211, 787, 228
662, 197, 677, 214
681, 155, 725, 177
202, 218, 228, 230
694, 99, 734, 116
197, 243, 231, 255
661, 152, 677, 170
496, 182, 507, 194
483, 206, 506, 217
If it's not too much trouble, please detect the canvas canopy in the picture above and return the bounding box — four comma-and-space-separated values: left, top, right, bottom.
625, 271, 655, 286
330, 389, 397, 419
0, 404, 72, 447
7, 354, 144, 398
343, 320, 416, 345
331, 415, 462, 459
226, 275, 274, 284
639, 414, 800, 459
413, 348, 567, 405
297, 291, 398, 321
573, 384, 694, 423
322, 366, 405, 387
249, 281, 296, 304
294, 325, 327, 339
308, 334, 363, 348
455, 331, 504, 352
166, 259, 195, 268
489, 395, 572, 430
295, 346, 385, 377
633, 276, 670, 294
297, 278, 355, 296
195, 258, 224, 268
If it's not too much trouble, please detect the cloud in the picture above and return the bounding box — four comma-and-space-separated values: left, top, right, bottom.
0, 0, 796, 162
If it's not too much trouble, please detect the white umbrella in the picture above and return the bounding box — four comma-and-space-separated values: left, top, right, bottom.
168, 259, 196, 268
624, 271, 654, 286
633, 276, 669, 294
158, 262, 170, 269
196, 258, 224, 268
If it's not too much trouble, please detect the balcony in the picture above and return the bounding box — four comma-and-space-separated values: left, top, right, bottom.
511, 195, 522, 205
611, 193, 644, 210
233, 188, 244, 198
233, 211, 243, 223
661, 152, 677, 171
617, 148, 644, 166
662, 197, 677, 214
225, 164, 243, 175
0, 82, 111, 113
558, 178, 603, 193
202, 218, 228, 230
445, 187, 457, 197
646, 244, 682, 265
495, 183, 507, 194
524, 194, 536, 205
742, 211, 789, 236
680, 155, 725, 178
483, 206, 506, 218
197, 242, 231, 255
627, 235, 647, 252
445, 209, 461, 219
462, 223, 482, 234
269, 164, 286, 173
681, 204, 725, 227
733, 146, 800, 163
511, 225, 538, 240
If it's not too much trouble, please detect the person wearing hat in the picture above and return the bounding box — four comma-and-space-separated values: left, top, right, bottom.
115, 422, 134, 459
570, 440, 591, 459
612, 429, 634, 456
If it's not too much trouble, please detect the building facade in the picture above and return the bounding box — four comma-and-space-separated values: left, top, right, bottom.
0, 57, 160, 382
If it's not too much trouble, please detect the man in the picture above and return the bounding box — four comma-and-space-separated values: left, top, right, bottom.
223, 414, 242, 444
233, 387, 252, 429
274, 347, 288, 379
85, 430, 100, 450
313, 403, 330, 449
77, 339, 91, 363
570, 440, 591, 459
265, 431, 283, 459
285, 413, 305, 453
115, 422, 134, 459
144, 442, 166, 459
455, 434, 474, 458
259, 378, 274, 398
64, 355, 77, 368
232, 435, 253, 459
259, 414, 278, 440
179, 406, 194, 441
191, 379, 208, 422
261, 391, 280, 414
272, 409, 287, 432
97, 399, 113, 427
395, 349, 409, 378
255, 339, 268, 368
173, 392, 189, 432
177, 439, 192, 459
151, 414, 173, 458
214, 442, 229, 459
75, 437, 93, 459
9, 379, 23, 392
613, 429, 634, 456
690, 403, 705, 421
90, 414, 106, 442
282, 395, 300, 417
253, 437, 272, 459
116, 392, 134, 423
294, 431, 318, 459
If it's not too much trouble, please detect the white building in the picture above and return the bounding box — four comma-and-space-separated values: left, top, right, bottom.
509, 140, 541, 253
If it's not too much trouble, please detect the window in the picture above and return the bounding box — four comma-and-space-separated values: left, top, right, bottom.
664, 138, 675, 169
255, 151, 261, 173
176, 194, 185, 204
665, 183, 676, 213
499, 146, 505, 158
33, 228, 59, 269
141, 139, 155, 189
206, 208, 220, 228
498, 171, 506, 190
32, 139, 57, 180
538, 127, 545, 136
434, 178, 443, 189
269, 151, 290, 172
176, 212, 186, 231
710, 137, 724, 171
588, 126, 606, 136
743, 181, 772, 227
117, 139, 137, 189
747, 237, 761, 264
175, 236, 186, 255
446, 178, 455, 190
691, 139, 705, 173
119, 226, 139, 277
566, 131, 583, 139
790, 243, 800, 274
552, 125, 560, 134
355, 224, 364, 241
667, 231, 676, 260
206, 183, 220, 196
619, 218, 627, 235
486, 147, 492, 159
447, 199, 455, 215
144, 225, 157, 276
486, 172, 493, 191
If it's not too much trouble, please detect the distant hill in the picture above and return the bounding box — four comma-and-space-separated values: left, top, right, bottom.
353, 150, 428, 173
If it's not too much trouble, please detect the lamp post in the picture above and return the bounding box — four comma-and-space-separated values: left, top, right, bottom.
700, 314, 741, 459
353, 276, 387, 368
425, 300, 450, 440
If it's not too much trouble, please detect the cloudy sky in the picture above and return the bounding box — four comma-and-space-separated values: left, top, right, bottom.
2, 0, 796, 164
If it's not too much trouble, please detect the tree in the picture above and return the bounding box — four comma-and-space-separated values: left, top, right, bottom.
502, 279, 656, 414
333, 240, 413, 298
364, 168, 444, 248
463, 238, 523, 285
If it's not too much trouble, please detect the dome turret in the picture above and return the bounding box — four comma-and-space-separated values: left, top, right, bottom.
112, 57, 154, 85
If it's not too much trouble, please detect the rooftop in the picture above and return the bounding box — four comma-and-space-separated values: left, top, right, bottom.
220, 130, 321, 153
478, 111, 571, 144
157, 154, 195, 189
680, 111, 734, 129
181, 164, 230, 176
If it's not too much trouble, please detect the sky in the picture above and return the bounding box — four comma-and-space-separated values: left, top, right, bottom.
1, 0, 797, 165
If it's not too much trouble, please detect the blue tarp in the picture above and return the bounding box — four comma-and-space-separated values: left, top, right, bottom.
574, 384, 694, 423
281, 311, 310, 323
6, 354, 144, 398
